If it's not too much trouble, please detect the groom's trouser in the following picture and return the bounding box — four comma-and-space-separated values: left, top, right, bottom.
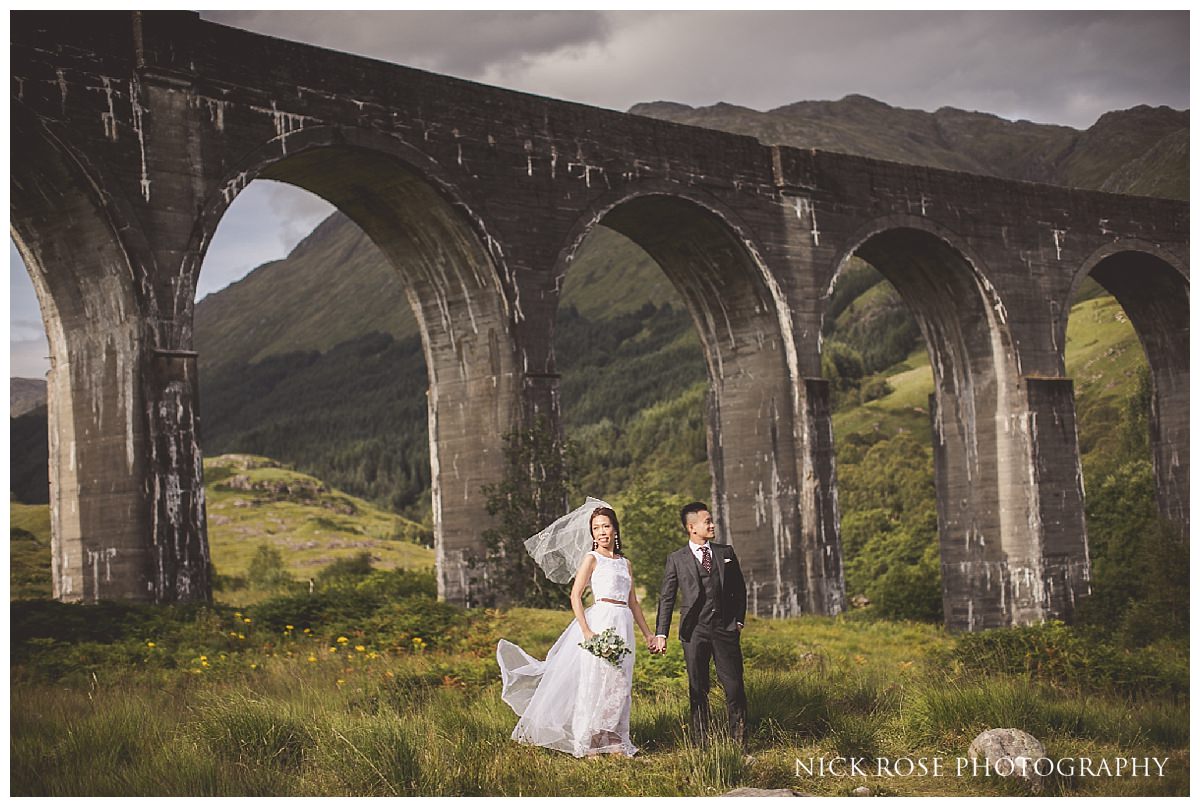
682, 623, 747, 745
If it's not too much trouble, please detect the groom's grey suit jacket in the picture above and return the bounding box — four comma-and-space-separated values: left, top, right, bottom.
655, 541, 747, 641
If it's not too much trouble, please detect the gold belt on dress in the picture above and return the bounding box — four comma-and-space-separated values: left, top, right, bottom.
599, 598, 628, 607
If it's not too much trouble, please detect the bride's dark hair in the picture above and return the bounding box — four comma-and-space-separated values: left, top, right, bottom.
590, 506, 622, 555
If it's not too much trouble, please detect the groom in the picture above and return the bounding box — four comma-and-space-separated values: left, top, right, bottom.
651, 501, 748, 748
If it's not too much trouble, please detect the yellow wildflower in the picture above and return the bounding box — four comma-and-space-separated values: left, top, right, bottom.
853, 654, 866, 665
329, 646, 338, 653
201, 660, 209, 667
146, 641, 156, 648
285, 625, 294, 631
355, 645, 366, 653
243, 617, 252, 624
335, 678, 345, 686
336, 636, 349, 644
238, 633, 245, 640
307, 655, 318, 663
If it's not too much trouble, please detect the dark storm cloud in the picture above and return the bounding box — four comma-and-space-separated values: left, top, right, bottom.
201, 10, 1187, 129
203, 10, 611, 80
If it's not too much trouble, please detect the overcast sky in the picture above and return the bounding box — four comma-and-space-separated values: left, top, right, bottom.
9, 10, 1189, 379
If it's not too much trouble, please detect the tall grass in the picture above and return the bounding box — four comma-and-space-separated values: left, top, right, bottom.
10, 610, 1188, 796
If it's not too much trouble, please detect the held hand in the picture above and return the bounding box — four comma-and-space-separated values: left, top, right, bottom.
581, 627, 596, 642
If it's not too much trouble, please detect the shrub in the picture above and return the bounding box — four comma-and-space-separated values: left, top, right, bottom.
361, 596, 466, 650
858, 376, 893, 403
247, 543, 294, 590
353, 567, 438, 600
480, 417, 577, 608
316, 551, 374, 585
950, 620, 1188, 698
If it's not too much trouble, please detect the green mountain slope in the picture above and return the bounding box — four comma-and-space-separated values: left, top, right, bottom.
195, 213, 419, 374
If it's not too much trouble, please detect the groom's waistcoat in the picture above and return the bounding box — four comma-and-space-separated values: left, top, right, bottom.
696, 554, 722, 625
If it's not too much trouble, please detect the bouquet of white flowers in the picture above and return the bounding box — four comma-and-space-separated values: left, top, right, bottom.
578, 626, 631, 668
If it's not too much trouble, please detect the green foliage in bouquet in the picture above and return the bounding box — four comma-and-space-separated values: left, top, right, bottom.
579, 626, 631, 668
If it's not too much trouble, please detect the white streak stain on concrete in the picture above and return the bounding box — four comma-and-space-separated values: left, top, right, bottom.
250, 101, 315, 155
128, 78, 151, 201
202, 96, 227, 131
793, 196, 821, 246
220, 171, 249, 206
56, 68, 68, 111
98, 77, 118, 140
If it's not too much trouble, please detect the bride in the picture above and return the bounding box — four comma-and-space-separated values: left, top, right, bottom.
496, 501, 658, 758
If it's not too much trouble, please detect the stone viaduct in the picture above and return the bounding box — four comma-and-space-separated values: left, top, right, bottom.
11, 11, 1188, 630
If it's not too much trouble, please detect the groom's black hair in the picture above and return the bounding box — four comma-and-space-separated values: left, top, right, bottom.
680, 501, 709, 531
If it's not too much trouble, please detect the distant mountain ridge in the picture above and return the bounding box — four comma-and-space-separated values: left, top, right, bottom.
628, 95, 1187, 198
10, 378, 46, 418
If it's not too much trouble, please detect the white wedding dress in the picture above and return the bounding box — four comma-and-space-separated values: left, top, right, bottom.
496, 550, 638, 757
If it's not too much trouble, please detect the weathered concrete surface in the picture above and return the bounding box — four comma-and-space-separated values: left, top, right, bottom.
11, 11, 1187, 627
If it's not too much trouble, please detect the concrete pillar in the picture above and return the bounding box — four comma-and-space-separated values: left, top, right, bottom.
12, 104, 211, 603
1022, 377, 1090, 622
796, 377, 844, 616
1148, 368, 1190, 535
930, 390, 1005, 631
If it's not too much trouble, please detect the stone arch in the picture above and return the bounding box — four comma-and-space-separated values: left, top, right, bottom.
1067, 242, 1189, 534
185, 126, 525, 606
826, 215, 1038, 630
552, 185, 832, 617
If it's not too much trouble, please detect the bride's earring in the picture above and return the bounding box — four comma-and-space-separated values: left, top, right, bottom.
592, 540, 598, 550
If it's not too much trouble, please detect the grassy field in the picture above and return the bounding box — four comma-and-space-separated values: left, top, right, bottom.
10, 455, 434, 605
9, 603, 1187, 796
203, 455, 433, 591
